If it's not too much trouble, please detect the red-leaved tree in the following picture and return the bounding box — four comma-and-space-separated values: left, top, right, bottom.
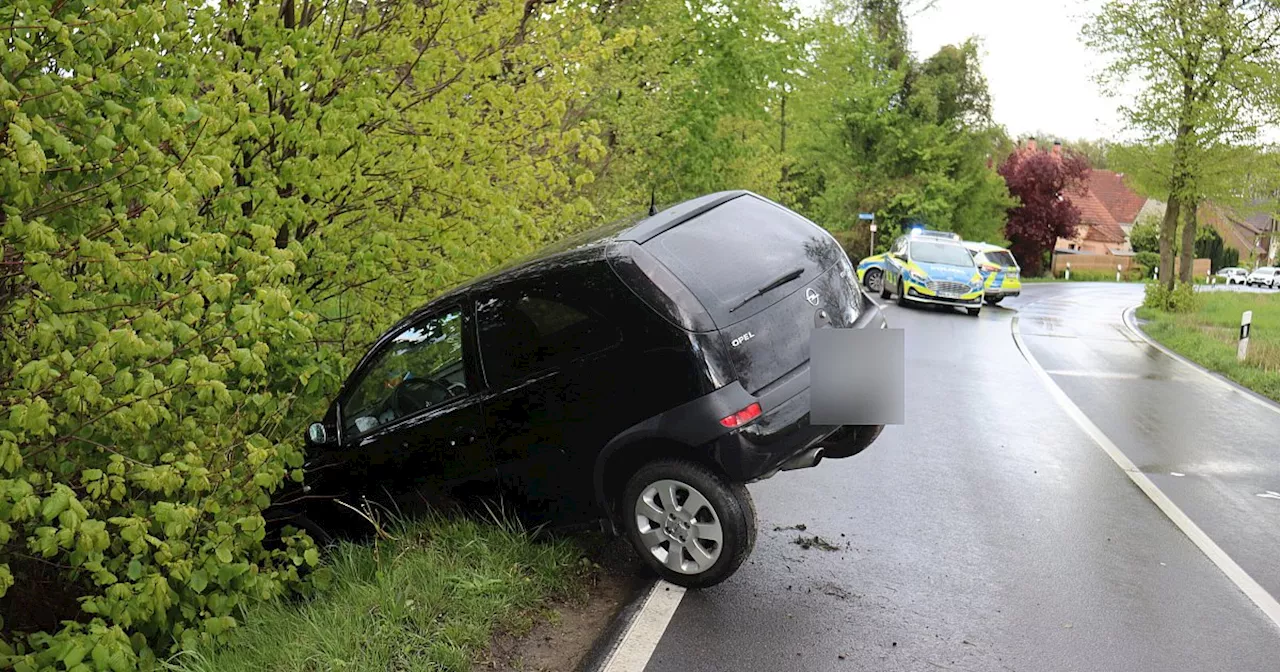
997, 148, 1091, 275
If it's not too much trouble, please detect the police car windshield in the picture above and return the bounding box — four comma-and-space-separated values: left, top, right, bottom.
911, 241, 974, 267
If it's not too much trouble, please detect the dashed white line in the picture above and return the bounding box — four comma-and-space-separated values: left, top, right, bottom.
600, 581, 686, 672
1013, 313, 1280, 630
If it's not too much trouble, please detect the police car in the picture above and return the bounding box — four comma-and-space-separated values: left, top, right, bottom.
874, 229, 985, 316
963, 241, 1021, 305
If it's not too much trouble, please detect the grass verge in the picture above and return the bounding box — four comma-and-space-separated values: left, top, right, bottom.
170, 515, 588, 672
1136, 291, 1280, 403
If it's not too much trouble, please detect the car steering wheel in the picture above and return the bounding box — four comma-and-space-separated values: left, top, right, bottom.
392, 377, 452, 416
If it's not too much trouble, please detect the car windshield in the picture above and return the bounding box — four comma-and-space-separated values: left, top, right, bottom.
911, 241, 975, 267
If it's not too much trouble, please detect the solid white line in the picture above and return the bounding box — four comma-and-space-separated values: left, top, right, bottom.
601, 580, 686, 672
1122, 306, 1280, 418
1042, 369, 1152, 380
1012, 314, 1280, 630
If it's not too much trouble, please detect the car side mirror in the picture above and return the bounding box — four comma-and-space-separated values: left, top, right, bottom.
307, 422, 329, 445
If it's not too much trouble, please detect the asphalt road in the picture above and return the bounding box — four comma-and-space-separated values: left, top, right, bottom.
639, 282, 1280, 672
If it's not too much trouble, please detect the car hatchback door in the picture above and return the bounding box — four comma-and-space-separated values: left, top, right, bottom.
336, 303, 494, 507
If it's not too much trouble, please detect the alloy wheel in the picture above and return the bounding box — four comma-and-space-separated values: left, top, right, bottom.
866, 269, 883, 293
634, 479, 723, 575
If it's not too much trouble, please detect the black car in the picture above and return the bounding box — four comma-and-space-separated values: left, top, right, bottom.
284, 191, 886, 588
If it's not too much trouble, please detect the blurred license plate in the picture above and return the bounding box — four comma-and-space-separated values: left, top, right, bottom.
810, 327, 904, 425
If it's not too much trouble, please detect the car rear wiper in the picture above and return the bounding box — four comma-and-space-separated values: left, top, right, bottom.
729, 267, 804, 313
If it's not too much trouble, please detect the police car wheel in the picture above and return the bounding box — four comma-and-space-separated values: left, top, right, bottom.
864, 269, 883, 293
896, 279, 910, 306
966, 307, 981, 316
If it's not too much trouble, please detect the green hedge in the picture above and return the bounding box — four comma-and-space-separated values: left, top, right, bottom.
1, 1, 618, 667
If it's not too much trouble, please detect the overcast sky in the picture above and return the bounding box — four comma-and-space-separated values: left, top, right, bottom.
792, 0, 1125, 143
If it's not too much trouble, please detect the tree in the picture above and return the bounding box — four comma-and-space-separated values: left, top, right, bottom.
998, 147, 1091, 276
781, 3, 1011, 241
1085, 1, 1280, 287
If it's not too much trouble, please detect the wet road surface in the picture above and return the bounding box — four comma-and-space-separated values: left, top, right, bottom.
639, 282, 1280, 672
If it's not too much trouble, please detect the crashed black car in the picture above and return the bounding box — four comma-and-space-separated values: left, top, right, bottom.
280, 191, 886, 588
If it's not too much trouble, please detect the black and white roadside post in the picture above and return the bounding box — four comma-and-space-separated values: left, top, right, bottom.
860, 212, 876, 255
1117, 263, 1122, 282
1065, 262, 1071, 281
1239, 310, 1253, 362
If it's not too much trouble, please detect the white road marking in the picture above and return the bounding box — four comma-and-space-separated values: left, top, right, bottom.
1258, 491, 1280, 501
1012, 314, 1280, 629
1122, 307, 1280, 418
600, 580, 686, 672
1043, 370, 1152, 380
1171, 472, 1186, 477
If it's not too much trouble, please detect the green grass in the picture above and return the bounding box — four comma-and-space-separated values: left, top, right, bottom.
170, 515, 587, 672
1137, 291, 1280, 403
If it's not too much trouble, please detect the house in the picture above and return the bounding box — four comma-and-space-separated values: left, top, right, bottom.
1202, 204, 1277, 266
1055, 160, 1148, 255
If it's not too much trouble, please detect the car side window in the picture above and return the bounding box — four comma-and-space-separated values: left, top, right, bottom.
341, 309, 469, 437
477, 288, 620, 388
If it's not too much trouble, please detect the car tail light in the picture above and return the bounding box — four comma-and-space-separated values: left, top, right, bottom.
981, 263, 1000, 272
720, 402, 762, 428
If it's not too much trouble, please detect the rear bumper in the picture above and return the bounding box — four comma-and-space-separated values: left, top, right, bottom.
711, 385, 838, 482
711, 299, 884, 481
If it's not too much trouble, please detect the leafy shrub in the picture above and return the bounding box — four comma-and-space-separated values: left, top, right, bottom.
1, 0, 619, 668
1143, 281, 1200, 313
1, 3, 329, 667
1135, 251, 1161, 276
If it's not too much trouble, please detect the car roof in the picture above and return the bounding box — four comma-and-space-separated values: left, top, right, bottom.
909, 237, 968, 250
962, 241, 1009, 253
383, 191, 762, 336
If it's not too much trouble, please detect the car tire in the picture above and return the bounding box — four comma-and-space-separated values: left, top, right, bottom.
896, 279, 910, 307
966, 307, 981, 316
864, 268, 883, 294
621, 460, 756, 589
820, 424, 884, 459
880, 275, 893, 300
985, 296, 1003, 305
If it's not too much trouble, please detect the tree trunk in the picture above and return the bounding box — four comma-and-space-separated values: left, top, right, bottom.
1179, 198, 1198, 284
1159, 194, 1180, 290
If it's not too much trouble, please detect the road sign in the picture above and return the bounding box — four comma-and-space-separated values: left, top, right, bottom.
858, 213, 874, 221
869, 224, 877, 232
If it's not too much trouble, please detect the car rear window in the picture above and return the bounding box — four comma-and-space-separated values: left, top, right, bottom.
983, 250, 1017, 267
643, 195, 837, 325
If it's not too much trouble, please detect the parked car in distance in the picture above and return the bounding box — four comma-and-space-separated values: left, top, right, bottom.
879, 229, 986, 316
1216, 267, 1248, 284
1246, 266, 1280, 288
281, 191, 888, 589
963, 241, 1021, 305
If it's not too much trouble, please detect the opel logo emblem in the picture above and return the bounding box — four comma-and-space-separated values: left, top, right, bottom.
805, 288, 820, 306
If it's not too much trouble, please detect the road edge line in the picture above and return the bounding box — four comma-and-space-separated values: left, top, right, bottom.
1011, 313, 1280, 631
584, 579, 686, 672
1121, 306, 1280, 417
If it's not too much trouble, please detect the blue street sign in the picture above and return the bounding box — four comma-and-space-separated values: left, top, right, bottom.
858, 213, 875, 221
